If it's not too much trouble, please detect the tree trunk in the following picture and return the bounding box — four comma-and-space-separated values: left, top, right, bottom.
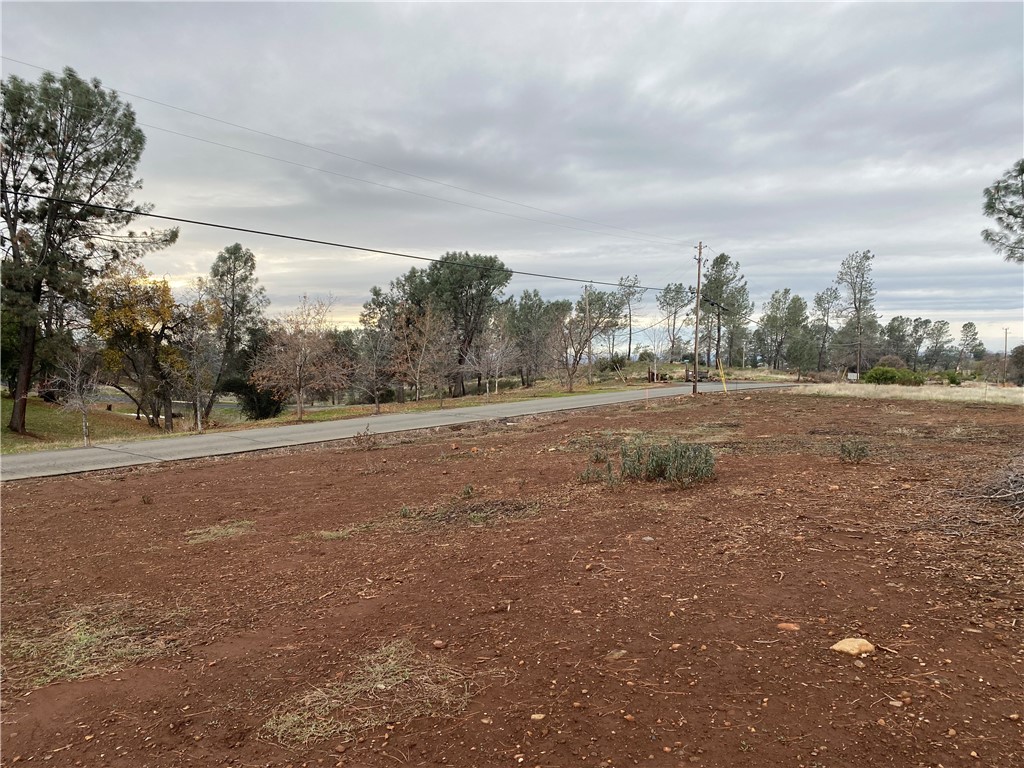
162, 394, 174, 432
7, 321, 38, 433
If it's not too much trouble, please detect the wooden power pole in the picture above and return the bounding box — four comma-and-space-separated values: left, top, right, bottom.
692, 242, 705, 396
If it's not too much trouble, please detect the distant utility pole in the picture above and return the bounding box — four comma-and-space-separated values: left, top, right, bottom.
1003, 327, 1009, 385
585, 284, 593, 386
692, 241, 705, 396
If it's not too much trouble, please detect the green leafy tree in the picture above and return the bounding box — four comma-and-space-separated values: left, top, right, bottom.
753, 289, 808, 369
811, 286, 842, 371
616, 275, 647, 359
506, 290, 571, 387
204, 243, 268, 417
881, 315, 914, 367
656, 283, 693, 363
909, 318, 932, 372
955, 322, 984, 373
835, 250, 877, 374
222, 323, 285, 420
1, 67, 177, 433
421, 252, 511, 396
699, 254, 749, 368
1007, 344, 1024, 385
922, 320, 953, 370
981, 158, 1024, 263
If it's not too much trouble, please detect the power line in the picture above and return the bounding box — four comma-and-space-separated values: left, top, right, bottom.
135, 121, 681, 246
2, 55, 688, 247
9, 191, 677, 293
14, 82, 679, 247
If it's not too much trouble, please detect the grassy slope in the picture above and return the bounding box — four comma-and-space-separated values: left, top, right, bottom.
1, 397, 156, 455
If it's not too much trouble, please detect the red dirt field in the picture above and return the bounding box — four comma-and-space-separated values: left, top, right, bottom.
1, 391, 1022, 768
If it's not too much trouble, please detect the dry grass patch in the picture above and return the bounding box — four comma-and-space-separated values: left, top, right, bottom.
309, 523, 378, 541
797, 382, 1023, 405
3, 599, 178, 688
186, 519, 254, 544
397, 499, 537, 526
261, 639, 473, 747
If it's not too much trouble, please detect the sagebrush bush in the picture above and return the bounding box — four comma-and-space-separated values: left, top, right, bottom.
619, 439, 715, 487
839, 439, 869, 464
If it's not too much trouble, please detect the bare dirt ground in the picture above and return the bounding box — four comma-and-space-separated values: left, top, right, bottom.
2, 391, 1022, 768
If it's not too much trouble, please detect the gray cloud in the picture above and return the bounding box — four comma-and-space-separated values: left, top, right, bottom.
2, 1, 1021, 348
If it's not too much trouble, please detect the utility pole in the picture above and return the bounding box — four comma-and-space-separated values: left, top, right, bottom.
585, 284, 593, 386
1003, 327, 1009, 385
692, 242, 705, 396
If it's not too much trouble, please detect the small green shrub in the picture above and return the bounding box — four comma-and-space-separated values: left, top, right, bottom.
863, 366, 900, 385
580, 460, 617, 486
895, 369, 925, 386
865, 366, 924, 386
839, 439, 869, 464
619, 439, 714, 487
595, 353, 629, 373
946, 371, 962, 386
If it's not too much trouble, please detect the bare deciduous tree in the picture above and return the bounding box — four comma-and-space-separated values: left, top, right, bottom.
250, 295, 347, 420
53, 344, 102, 446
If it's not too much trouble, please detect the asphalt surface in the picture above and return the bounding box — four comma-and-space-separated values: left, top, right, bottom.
0, 382, 791, 481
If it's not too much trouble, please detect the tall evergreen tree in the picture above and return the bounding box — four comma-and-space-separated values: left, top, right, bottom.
1, 67, 177, 433
835, 250, 877, 375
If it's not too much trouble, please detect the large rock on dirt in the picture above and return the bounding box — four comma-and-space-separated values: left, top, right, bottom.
830, 637, 875, 656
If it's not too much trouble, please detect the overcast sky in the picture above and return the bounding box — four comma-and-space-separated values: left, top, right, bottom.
3, 1, 1022, 349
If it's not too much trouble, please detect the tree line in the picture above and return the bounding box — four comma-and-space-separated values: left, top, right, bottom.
3, 67, 1022, 436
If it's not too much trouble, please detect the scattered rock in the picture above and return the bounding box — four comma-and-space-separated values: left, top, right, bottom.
530, 713, 545, 721
830, 638, 875, 656
853, 659, 866, 669
888, 700, 903, 708
642, 536, 655, 542
777, 622, 800, 632
432, 639, 447, 649
1008, 714, 1021, 721
605, 649, 628, 661
624, 714, 635, 722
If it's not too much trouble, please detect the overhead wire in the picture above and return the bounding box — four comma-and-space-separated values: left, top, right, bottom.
2, 55, 689, 247
8, 191, 675, 292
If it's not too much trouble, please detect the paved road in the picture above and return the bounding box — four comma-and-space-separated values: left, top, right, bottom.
0, 382, 791, 481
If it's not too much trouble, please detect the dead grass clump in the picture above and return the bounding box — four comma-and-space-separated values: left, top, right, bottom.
4, 600, 176, 687
971, 457, 1024, 524
398, 499, 537, 526
262, 639, 473, 747
186, 519, 254, 544
311, 523, 377, 540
